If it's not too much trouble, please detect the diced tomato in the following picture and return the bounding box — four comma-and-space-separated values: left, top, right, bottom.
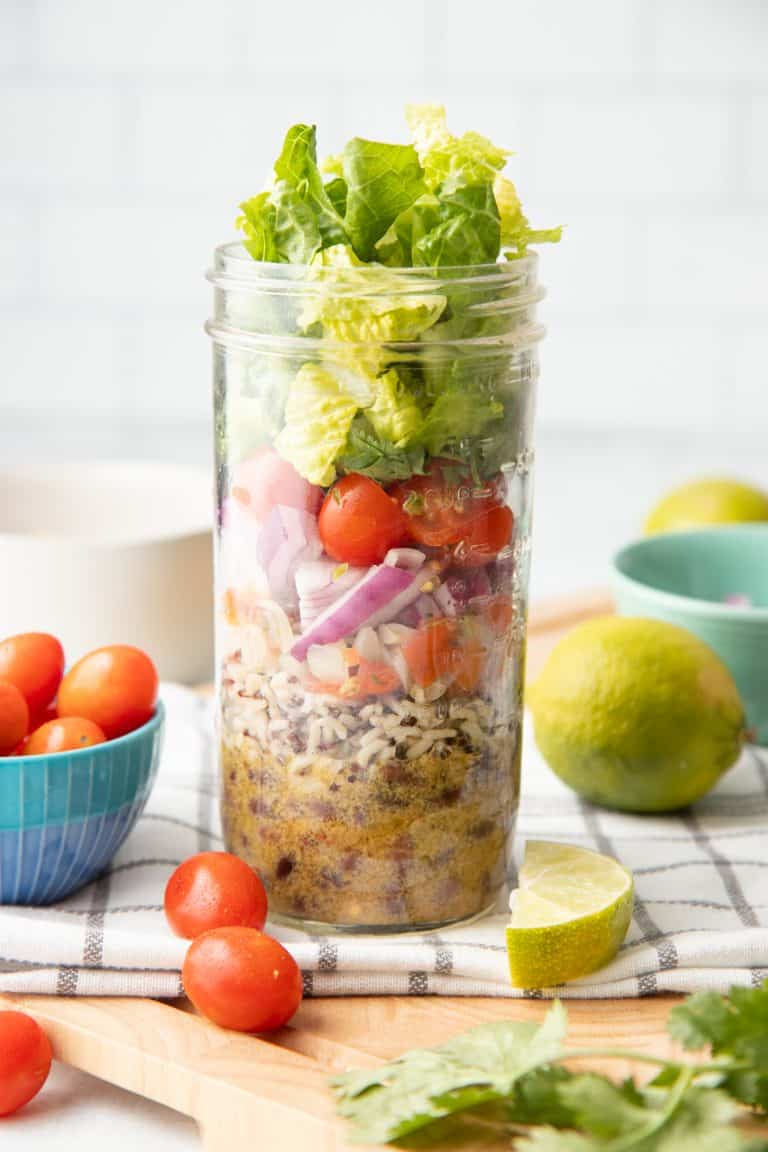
482, 593, 516, 636
391, 460, 513, 567
402, 618, 458, 687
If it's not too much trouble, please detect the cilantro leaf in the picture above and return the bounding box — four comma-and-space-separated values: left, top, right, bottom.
668, 983, 768, 1111
341, 137, 426, 260
332, 1002, 567, 1144
518, 1085, 756, 1152
337, 415, 426, 483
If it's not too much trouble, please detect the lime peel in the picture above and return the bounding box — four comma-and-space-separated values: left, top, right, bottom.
507, 840, 634, 989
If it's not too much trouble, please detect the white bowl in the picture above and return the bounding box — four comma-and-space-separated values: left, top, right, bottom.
0, 461, 213, 684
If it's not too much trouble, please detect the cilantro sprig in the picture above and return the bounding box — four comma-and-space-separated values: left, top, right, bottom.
332, 983, 768, 1149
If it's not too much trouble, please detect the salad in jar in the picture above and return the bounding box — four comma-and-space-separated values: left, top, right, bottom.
210, 105, 560, 931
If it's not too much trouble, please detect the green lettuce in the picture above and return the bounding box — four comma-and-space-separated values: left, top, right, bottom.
416, 382, 504, 457
236, 124, 347, 263
367, 369, 423, 446
274, 362, 372, 485
300, 245, 446, 350
340, 138, 426, 260
405, 103, 508, 191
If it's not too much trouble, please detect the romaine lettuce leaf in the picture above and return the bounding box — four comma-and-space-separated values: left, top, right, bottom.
341, 138, 426, 259
495, 174, 563, 255
415, 384, 504, 456
367, 369, 423, 446
236, 124, 346, 263
405, 103, 508, 192
300, 245, 446, 349
274, 362, 372, 485
337, 415, 426, 483
273, 124, 347, 250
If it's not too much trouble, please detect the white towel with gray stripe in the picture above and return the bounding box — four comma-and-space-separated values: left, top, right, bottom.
0, 685, 766, 998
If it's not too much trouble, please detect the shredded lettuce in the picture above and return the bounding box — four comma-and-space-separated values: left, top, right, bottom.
340, 138, 426, 260
300, 245, 446, 348
234, 109, 561, 486
274, 363, 372, 486
405, 103, 508, 192
237, 124, 347, 263
367, 369, 423, 447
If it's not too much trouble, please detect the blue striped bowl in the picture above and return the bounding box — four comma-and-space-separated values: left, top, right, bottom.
0, 702, 164, 905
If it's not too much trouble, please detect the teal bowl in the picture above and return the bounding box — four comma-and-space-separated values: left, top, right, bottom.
0, 702, 164, 905
612, 527, 768, 744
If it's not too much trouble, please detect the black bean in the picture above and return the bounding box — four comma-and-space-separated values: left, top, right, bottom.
276, 856, 295, 879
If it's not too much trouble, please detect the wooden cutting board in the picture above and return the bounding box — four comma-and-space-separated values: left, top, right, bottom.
1, 588, 696, 1152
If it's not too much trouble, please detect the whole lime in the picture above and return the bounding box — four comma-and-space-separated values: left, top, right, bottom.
528, 617, 745, 813
645, 478, 768, 535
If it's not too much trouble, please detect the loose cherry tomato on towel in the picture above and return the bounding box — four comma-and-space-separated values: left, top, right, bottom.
164, 852, 268, 940
318, 474, 408, 565
0, 681, 29, 755
57, 645, 158, 739
24, 716, 106, 756
0, 1011, 52, 1117
0, 633, 64, 721
182, 927, 302, 1033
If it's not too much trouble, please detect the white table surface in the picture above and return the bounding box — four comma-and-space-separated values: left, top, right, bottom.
1, 413, 763, 1150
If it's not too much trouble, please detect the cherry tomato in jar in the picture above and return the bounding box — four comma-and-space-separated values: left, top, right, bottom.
0, 633, 64, 720
57, 645, 158, 740
391, 461, 513, 567
318, 474, 408, 566
0, 1011, 52, 1117
182, 927, 302, 1033
24, 717, 106, 757
0, 681, 29, 755
164, 852, 268, 940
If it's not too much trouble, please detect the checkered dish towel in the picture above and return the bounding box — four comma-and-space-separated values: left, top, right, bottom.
1, 685, 766, 999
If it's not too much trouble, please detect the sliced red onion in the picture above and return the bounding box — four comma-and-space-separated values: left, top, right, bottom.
291, 564, 415, 661
256, 505, 322, 606
296, 559, 367, 627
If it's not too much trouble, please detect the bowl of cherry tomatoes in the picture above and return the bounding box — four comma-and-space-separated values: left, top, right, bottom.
0, 632, 162, 905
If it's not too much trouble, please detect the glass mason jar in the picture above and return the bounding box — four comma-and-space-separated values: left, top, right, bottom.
207, 244, 544, 933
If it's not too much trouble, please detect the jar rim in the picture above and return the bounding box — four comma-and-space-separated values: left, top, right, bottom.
207, 241, 539, 295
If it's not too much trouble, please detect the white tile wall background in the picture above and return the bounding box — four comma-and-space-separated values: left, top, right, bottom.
1, 0, 766, 435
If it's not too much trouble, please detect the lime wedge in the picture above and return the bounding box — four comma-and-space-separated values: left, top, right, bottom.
506, 841, 634, 988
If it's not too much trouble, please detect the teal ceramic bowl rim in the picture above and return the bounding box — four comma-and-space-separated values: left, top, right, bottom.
1, 699, 166, 766
611, 525, 768, 622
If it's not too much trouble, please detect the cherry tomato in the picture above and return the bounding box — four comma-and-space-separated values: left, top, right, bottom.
0, 1011, 52, 1117
57, 645, 158, 739
182, 927, 302, 1033
0, 633, 64, 720
24, 717, 106, 757
231, 448, 322, 520
391, 461, 513, 567
450, 642, 487, 692
164, 852, 268, 940
0, 681, 29, 755
318, 474, 408, 565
